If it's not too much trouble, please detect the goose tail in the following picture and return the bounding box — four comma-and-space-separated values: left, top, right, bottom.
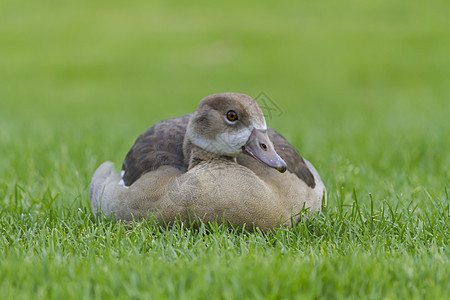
89, 161, 119, 219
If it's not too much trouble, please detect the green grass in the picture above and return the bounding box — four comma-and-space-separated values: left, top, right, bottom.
1, 0, 449, 299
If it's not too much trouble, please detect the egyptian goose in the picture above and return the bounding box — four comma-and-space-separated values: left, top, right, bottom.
90, 93, 326, 231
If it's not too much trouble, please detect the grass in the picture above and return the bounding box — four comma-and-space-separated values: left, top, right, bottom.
0, 0, 449, 299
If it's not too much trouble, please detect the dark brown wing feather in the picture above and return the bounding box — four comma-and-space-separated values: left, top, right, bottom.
122, 114, 315, 188
267, 128, 316, 188
122, 114, 192, 186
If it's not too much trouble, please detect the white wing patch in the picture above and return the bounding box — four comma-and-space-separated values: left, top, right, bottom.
118, 170, 129, 188
304, 159, 327, 204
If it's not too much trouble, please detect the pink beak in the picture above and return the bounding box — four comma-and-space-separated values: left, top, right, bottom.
243, 128, 287, 173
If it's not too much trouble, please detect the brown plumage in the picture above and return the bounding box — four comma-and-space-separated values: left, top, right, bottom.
122, 116, 315, 188
121, 114, 191, 186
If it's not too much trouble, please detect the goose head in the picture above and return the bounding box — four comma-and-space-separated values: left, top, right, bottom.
185, 93, 287, 172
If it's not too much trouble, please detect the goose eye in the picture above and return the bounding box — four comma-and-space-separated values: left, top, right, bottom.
226, 110, 238, 122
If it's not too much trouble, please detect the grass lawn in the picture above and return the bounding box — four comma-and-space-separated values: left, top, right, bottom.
0, 0, 449, 299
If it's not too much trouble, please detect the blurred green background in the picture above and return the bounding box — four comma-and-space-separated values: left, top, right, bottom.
0, 1, 449, 298
0, 0, 449, 207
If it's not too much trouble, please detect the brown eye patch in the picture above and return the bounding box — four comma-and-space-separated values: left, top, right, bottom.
226, 110, 238, 122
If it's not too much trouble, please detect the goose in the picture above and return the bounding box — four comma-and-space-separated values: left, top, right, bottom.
90, 93, 326, 231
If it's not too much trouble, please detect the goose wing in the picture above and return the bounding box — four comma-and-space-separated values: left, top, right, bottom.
121, 114, 192, 186
267, 128, 315, 188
